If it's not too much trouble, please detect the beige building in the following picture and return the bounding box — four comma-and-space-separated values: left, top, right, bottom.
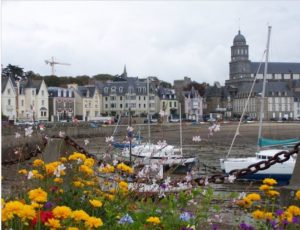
158, 88, 179, 120
69, 84, 102, 121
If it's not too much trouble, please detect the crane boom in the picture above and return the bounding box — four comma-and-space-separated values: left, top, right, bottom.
45, 56, 70, 75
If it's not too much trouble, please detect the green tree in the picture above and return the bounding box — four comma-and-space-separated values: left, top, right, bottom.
92, 74, 116, 82
2, 64, 24, 79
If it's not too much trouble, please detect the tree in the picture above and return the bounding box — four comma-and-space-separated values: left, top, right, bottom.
184, 81, 208, 97
159, 81, 172, 88
92, 74, 116, 82
2, 64, 24, 80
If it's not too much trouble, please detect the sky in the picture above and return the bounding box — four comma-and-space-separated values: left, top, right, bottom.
2, 1, 300, 85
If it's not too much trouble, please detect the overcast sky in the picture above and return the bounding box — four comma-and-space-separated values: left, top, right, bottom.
2, 1, 300, 85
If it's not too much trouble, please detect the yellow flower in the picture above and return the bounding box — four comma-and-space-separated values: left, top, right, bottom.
287, 205, 300, 216
33, 159, 44, 167
60, 157, 67, 162
117, 162, 134, 174
84, 158, 95, 167
241, 197, 253, 208
54, 178, 63, 183
79, 165, 94, 176
45, 218, 61, 229
28, 188, 48, 203
59, 189, 64, 194
2, 208, 14, 222
246, 193, 261, 201
266, 190, 280, 197
68, 152, 87, 162
259, 184, 271, 191
45, 162, 61, 175
119, 181, 128, 192
72, 210, 90, 221
263, 178, 277, 186
283, 211, 294, 223
85, 216, 103, 228
146, 216, 161, 225
52, 206, 72, 219
18, 169, 28, 175
68, 228, 79, 230
296, 190, 300, 200
31, 201, 43, 209
85, 180, 95, 186
18, 204, 36, 220
89, 199, 103, 208
73, 181, 84, 188
252, 210, 265, 219
264, 212, 273, 220
3, 200, 23, 215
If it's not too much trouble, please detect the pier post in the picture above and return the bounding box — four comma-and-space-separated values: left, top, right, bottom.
42, 137, 78, 163
280, 146, 300, 207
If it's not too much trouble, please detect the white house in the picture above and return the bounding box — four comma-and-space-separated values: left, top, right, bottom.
1, 76, 17, 121
184, 87, 203, 122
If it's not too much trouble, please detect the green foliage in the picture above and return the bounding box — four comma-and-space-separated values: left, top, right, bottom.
92, 74, 116, 82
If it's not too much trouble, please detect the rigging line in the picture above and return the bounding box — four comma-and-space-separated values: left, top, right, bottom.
225, 49, 266, 159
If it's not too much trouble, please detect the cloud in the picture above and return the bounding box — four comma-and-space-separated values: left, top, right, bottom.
2, 1, 300, 85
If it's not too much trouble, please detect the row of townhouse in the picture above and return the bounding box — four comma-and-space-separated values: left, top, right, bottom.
1, 73, 204, 122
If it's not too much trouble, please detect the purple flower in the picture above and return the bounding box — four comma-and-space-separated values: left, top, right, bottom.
118, 214, 134, 224
160, 183, 167, 189
292, 217, 299, 224
44, 201, 54, 209
212, 224, 219, 230
181, 228, 194, 230
180, 212, 194, 221
275, 209, 284, 216
239, 221, 255, 230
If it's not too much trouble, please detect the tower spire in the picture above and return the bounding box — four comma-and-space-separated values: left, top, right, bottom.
122, 65, 127, 78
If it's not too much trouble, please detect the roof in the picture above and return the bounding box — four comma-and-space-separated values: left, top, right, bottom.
48, 87, 74, 98
77, 86, 96, 98
1, 77, 8, 93
251, 62, 300, 74
233, 30, 246, 44
237, 81, 294, 97
204, 85, 229, 98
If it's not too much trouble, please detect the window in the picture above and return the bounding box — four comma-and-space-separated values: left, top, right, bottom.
120, 96, 123, 100
41, 90, 44, 96
120, 104, 123, 108
143, 87, 146, 93
144, 104, 146, 108
21, 100, 24, 106
105, 104, 108, 109
111, 87, 116, 93
105, 97, 108, 101
144, 96, 146, 100
42, 100, 44, 106
7, 89, 11, 95
119, 87, 123, 93
104, 87, 108, 93
139, 104, 141, 108
63, 90, 66, 97
8, 99, 11, 105
174, 102, 177, 107
32, 90, 35, 96
169, 102, 172, 107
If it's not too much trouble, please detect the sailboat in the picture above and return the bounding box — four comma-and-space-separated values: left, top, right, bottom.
220, 26, 299, 184
117, 78, 196, 172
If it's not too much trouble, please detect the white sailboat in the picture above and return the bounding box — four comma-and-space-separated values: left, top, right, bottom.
118, 77, 196, 172
220, 26, 298, 184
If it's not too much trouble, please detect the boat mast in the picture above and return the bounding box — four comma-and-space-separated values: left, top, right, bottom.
179, 102, 183, 156
147, 77, 151, 145
257, 26, 271, 150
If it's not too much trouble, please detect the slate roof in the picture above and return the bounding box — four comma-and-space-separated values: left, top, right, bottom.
204, 84, 229, 98
236, 81, 294, 97
77, 86, 96, 98
100, 77, 156, 96
251, 62, 300, 74
48, 87, 74, 98
1, 77, 8, 93
183, 87, 200, 99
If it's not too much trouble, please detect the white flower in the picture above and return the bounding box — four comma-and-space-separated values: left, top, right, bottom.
39, 124, 45, 131
113, 159, 118, 166
192, 136, 201, 142
238, 192, 247, 199
185, 172, 192, 182
164, 177, 171, 186
227, 174, 236, 183
159, 110, 165, 117
84, 139, 89, 145
25, 126, 33, 137
105, 136, 114, 143
59, 131, 65, 137
77, 158, 83, 164
204, 177, 209, 186
15, 132, 21, 139
27, 171, 33, 180
127, 126, 134, 132
54, 164, 66, 178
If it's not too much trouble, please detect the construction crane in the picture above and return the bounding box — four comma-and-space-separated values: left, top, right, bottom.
45, 57, 70, 76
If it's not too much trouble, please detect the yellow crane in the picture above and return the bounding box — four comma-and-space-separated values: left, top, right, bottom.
45, 57, 70, 76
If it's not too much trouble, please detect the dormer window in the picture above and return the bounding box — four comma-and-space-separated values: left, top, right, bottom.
119, 87, 123, 93
143, 87, 146, 93
7, 89, 11, 95
104, 87, 108, 93
41, 90, 44, 96
111, 86, 116, 93
86, 90, 90, 97
128, 86, 134, 94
